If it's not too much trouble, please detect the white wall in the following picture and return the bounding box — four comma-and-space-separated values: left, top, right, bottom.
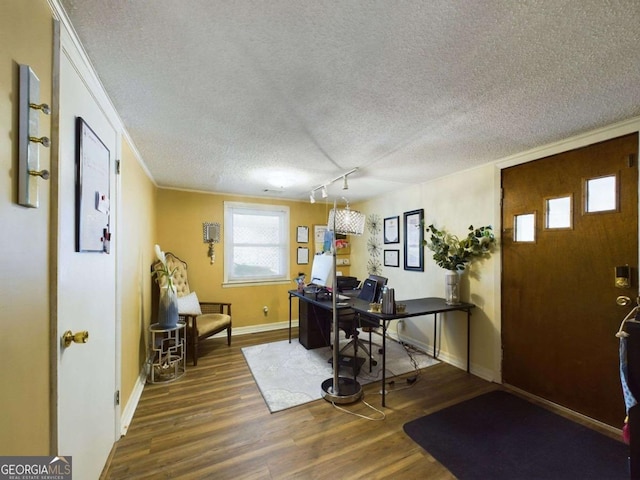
353, 163, 500, 381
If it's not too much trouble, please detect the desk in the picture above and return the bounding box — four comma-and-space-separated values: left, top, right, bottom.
288, 289, 358, 346
351, 297, 474, 406
289, 291, 474, 407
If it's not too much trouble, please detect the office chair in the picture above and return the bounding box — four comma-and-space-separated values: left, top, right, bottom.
337, 275, 388, 373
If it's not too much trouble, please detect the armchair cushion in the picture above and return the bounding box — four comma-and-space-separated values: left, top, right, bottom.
196, 313, 231, 337
177, 292, 202, 315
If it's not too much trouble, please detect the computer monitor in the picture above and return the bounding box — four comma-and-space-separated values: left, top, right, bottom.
309, 254, 334, 289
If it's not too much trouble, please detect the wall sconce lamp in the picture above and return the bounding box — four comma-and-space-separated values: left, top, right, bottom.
19, 64, 50, 208
202, 222, 220, 264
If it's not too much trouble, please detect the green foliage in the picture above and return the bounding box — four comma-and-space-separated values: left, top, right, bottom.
424, 224, 496, 271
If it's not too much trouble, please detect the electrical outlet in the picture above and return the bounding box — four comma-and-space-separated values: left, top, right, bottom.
263, 306, 269, 316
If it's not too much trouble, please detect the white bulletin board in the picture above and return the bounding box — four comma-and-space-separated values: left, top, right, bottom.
76, 117, 111, 253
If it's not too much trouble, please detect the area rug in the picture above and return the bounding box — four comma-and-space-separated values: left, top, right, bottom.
403, 390, 628, 479
242, 336, 438, 413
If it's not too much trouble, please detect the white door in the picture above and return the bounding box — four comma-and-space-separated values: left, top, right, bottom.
55, 32, 118, 479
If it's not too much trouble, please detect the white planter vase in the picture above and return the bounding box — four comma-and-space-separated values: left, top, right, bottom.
444, 270, 461, 305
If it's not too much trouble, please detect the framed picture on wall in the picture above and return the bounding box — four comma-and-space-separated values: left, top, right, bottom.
297, 225, 309, 243
297, 247, 309, 264
384, 249, 400, 267
313, 225, 328, 254
403, 209, 424, 271
384, 216, 400, 244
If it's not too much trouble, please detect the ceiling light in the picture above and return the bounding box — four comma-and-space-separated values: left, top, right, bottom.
309, 191, 316, 203
321, 186, 328, 198
342, 176, 348, 190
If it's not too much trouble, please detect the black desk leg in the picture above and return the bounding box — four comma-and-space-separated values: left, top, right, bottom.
288, 294, 292, 343
433, 313, 438, 360
466, 310, 471, 372
382, 320, 387, 407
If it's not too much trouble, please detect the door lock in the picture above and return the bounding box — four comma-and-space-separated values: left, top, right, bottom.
62, 330, 89, 348
615, 265, 631, 289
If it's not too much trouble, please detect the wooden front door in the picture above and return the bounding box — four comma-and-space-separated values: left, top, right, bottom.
502, 133, 638, 427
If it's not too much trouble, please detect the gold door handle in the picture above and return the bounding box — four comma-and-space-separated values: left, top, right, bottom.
616, 296, 632, 306
62, 330, 89, 348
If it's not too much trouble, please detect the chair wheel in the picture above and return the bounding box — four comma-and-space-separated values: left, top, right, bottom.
371, 360, 378, 366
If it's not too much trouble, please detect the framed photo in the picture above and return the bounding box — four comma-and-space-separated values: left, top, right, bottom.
76, 117, 111, 253
313, 225, 328, 253
296, 225, 309, 243
403, 209, 424, 271
384, 216, 400, 244
297, 247, 309, 265
384, 249, 400, 267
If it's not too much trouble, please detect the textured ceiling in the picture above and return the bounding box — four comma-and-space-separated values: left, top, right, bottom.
58, 0, 640, 202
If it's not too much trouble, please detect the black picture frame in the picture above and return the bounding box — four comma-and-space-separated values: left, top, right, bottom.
296, 225, 309, 243
383, 215, 400, 244
297, 247, 309, 264
76, 117, 111, 253
384, 249, 400, 267
403, 209, 424, 271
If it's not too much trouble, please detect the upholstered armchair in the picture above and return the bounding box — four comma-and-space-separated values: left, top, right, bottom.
152, 252, 231, 366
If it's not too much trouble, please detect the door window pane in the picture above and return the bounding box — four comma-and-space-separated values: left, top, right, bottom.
585, 175, 617, 213
545, 196, 572, 229
514, 213, 535, 242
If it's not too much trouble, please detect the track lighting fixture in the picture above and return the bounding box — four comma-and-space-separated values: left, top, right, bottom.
309, 168, 358, 203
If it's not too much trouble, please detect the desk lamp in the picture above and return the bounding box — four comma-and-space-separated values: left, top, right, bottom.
320, 197, 366, 404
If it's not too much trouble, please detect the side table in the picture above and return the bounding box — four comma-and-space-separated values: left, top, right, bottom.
148, 321, 186, 384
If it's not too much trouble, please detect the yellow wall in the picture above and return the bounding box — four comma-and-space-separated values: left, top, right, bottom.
0, 0, 53, 454
119, 138, 156, 406
156, 189, 332, 327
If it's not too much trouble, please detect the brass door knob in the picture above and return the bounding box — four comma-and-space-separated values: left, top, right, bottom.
62, 330, 89, 348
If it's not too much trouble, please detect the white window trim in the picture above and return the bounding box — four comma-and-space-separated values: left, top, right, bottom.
223, 201, 290, 285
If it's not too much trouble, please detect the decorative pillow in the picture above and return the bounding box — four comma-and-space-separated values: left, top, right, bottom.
177, 292, 202, 315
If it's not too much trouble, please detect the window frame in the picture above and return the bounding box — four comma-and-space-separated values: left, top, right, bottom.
544, 194, 573, 231
223, 201, 290, 285
583, 172, 620, 215
513, 211, 537, 244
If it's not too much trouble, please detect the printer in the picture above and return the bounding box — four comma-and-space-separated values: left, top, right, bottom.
336, 276, 359, 291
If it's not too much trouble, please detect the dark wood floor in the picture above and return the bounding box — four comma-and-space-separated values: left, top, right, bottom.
101, 328, 503, 479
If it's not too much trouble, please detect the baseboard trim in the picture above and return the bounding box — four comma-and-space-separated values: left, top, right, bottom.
211, 318, 300, 337
503, 383, 622, 437
120, 370, 146, 436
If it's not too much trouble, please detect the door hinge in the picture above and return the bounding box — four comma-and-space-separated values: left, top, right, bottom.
115, 390, 120, 406
116, 159, 121, 174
